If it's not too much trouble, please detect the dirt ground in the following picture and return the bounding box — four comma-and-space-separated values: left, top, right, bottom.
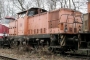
0, 48, 89, 60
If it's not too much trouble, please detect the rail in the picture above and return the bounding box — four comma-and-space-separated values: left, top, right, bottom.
0, 55, 17, 60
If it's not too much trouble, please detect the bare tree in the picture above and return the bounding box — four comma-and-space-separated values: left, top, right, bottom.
0, 0, 5, 18
11, 0, 26, 11
46, 0, 57, 11
0, 0, 87, 18
0, 0, 2, 18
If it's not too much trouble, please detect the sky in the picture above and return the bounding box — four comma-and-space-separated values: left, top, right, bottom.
3, 0, 88, 17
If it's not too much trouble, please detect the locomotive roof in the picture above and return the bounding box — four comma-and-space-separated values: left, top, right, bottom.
17, 7, 47, 14
17, 7, 82, 15
5, 16, 15, 20
60, 8, 82, 13
49, 8, 82, 14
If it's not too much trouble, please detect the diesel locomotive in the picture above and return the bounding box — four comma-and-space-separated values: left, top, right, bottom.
0, 17, 14, 48
2, 1, 90, 53
8, 8, 84, 52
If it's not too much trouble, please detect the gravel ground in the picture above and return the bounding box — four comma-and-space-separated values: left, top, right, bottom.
0, 48, 89, 60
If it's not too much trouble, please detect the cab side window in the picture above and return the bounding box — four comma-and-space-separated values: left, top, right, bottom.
27, 8, 47, 16
27, 9, 38, 16
27, 11, 35, 16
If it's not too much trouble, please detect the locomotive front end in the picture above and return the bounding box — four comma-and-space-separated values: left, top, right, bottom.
58, 9, 82, 34
49, 9, 83, 52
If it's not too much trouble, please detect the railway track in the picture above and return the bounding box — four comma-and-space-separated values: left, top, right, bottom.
0, 56, 17, 60
61, 53, 90, 60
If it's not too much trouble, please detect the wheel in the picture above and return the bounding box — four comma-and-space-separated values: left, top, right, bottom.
10, 39, 20, 49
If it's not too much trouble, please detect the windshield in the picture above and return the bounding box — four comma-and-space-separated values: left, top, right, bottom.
1, 19, 10, 24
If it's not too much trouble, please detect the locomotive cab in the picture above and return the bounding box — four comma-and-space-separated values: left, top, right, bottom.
17, 8, 47, 18
27, 8, 47, 16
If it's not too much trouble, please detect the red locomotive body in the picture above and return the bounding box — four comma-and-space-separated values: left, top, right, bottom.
0, 24, 9, 38
0, 17, 15, 39
0, 17, 15, 48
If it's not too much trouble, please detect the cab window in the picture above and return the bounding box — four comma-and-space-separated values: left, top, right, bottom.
27, 11, 35, 16
27, 9, 38, 16
1, 19, 10, 24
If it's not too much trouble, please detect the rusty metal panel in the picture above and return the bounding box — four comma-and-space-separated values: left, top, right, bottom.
9, 21, 16, 36
48, 8, 82, 34
48, 10, 59, 28
49, 20, 59, 28
28, 12, 48, 35
17, 18, 24, 35
49, 10, 59, 21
